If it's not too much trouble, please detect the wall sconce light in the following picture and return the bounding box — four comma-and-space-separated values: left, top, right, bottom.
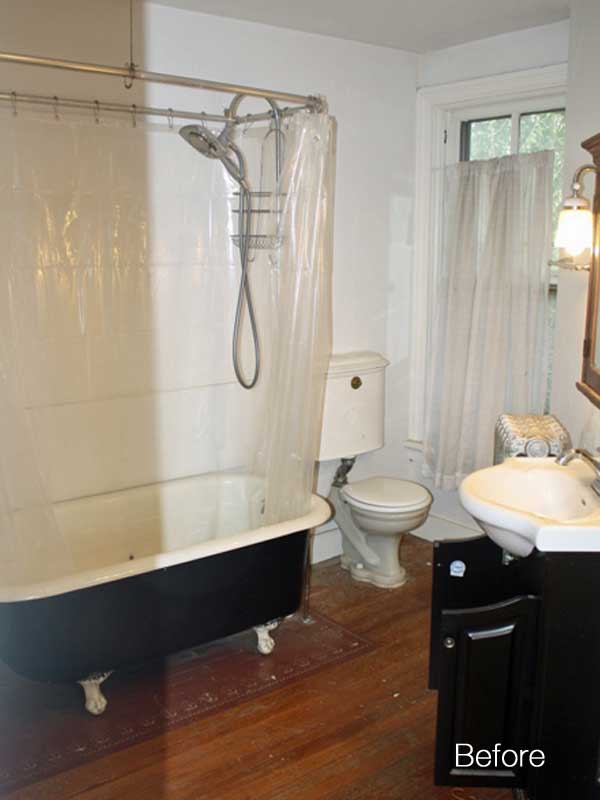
552, 164, 600, 271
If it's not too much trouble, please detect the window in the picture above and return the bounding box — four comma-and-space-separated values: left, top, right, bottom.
461, 116, 512, 161
410, 67, 568, 445
518, 110, 566, 236
461, 108, 566, 233
460, 107, 566, 411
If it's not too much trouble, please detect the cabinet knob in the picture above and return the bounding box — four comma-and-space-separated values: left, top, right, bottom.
443, 637, 456, 650
351, 376, 362, 390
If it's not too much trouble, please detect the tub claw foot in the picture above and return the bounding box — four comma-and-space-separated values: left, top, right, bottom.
78, 671, 113, 716
254, 621, 279, 655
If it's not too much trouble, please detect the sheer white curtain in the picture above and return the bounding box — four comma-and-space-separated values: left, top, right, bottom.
423, 151, 554, 490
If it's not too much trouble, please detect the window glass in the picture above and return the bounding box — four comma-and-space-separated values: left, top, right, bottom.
519, 109, 566, 234
462, 117, 512, 161
519, 109, 566, 412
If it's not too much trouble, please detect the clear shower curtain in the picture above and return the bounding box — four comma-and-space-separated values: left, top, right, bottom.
0, 103, 335, 585
257, 111, 335, 524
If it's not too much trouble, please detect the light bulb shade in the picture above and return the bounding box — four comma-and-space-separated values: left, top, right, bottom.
555, 206, 594, 257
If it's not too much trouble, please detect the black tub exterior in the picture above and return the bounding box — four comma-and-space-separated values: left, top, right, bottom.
0, 531, 308, 683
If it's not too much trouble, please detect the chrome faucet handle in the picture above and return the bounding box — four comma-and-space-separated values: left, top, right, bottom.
555, 448, 600, 498
576, 447, 600, 465
556, 447, 600, 466
555, 447, 576, 465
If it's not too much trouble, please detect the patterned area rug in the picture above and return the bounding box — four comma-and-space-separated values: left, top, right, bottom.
0, 613, 374, 794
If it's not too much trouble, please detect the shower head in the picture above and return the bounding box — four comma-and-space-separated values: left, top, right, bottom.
179, 124, 249, 191
179, 124, 229, 160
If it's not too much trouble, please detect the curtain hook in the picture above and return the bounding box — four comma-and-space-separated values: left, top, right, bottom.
10, 91, 17, 117
125, 0, 136, 89
93, 100, 100, 125
53, 95, 60, 121
167, 108, 174, 129
124, 62, 136, 90
131, 103, 137, 128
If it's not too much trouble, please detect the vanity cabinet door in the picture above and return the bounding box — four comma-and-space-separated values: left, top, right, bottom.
429, 536, 542, 689
435, 595, 539, 789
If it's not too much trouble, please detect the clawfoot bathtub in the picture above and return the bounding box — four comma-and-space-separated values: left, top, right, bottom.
0, 473, 330, 714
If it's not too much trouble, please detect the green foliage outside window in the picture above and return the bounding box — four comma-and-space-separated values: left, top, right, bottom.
464, 110, 566, 231
519, 110, 566, 233
466, 117, 512, 161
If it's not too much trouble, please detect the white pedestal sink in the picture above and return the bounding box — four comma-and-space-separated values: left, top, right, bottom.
459, 457, 600, 557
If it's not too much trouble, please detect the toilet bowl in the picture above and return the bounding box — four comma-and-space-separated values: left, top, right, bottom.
332, 476, 432, 588
318, 351, 434, 589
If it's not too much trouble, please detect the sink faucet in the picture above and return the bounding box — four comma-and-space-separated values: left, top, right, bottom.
556, 448, 600, 496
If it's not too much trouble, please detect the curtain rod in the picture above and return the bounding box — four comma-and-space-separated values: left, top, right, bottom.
0, 90, 311, 125
0, 51, 324, 111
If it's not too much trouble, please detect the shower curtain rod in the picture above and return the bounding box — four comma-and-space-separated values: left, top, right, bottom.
0, 90, 310, 125
0, 51, 323, 112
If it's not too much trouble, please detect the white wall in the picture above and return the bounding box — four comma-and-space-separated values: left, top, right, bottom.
551, 0, 600, 447
142, 2, 417, 357
418, 20, 570, 88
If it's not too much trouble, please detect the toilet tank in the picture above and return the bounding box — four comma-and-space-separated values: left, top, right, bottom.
319, 351, 389, 461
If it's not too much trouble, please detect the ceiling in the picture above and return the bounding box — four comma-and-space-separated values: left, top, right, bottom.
153, 0, 569, 53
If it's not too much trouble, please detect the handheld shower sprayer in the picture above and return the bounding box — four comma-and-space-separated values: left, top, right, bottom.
179, 123, 258, 389
179, 125, 250, 192
179, 125, 228, 159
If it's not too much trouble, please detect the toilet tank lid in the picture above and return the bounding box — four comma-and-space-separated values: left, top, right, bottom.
327, 351, 389, 377
342, 477, 432, 510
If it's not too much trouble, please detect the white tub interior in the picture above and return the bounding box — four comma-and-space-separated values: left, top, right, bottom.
0, 472, 331, 601
5, 472, 264, 584
53, 472, 265, 566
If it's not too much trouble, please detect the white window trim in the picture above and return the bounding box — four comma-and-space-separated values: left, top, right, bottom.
408, 63, 568, 444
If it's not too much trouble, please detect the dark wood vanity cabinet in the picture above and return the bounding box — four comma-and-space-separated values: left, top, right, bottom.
430, 536, 600, 800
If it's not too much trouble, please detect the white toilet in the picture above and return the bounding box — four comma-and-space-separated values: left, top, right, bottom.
319, 352, 432, 589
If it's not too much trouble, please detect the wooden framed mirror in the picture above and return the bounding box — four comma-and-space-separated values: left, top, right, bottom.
577, 132, 600, 408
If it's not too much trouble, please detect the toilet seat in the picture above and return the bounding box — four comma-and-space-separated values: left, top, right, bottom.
341, 476, 432, 514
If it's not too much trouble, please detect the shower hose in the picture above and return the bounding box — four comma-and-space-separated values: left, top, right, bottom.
233, 186, 260, 389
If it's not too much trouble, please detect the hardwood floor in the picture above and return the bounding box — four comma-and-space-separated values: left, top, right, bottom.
7, 536, 512, 800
